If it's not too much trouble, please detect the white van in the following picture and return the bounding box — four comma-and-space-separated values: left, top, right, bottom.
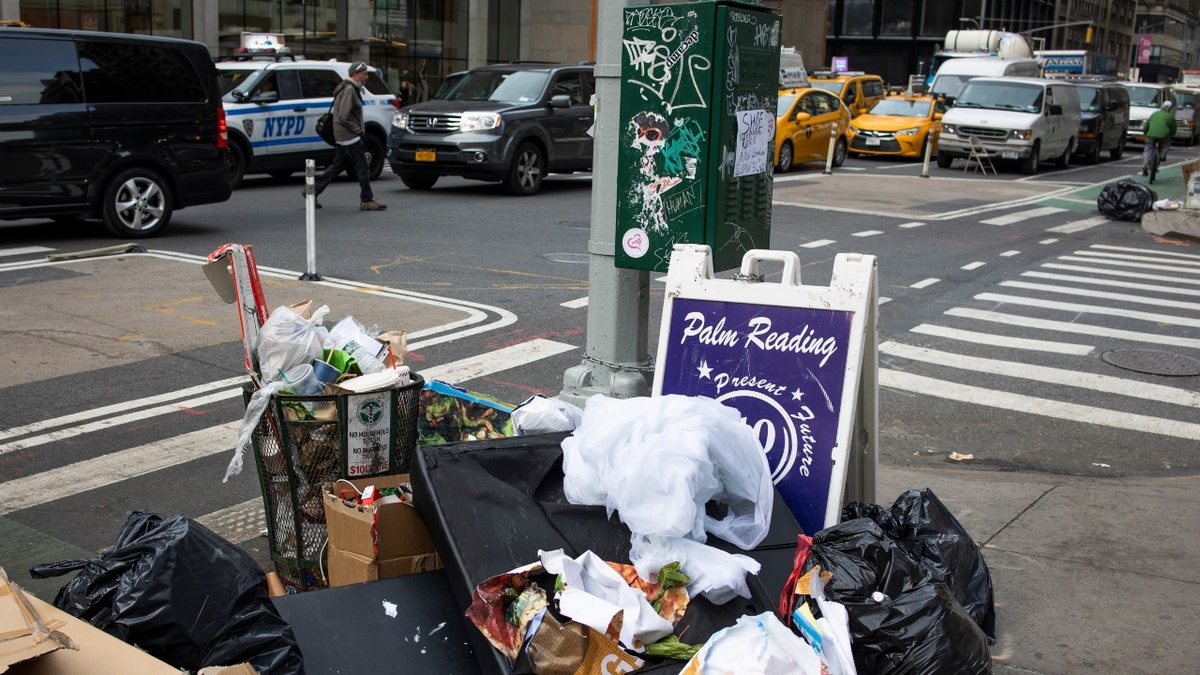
937, 77, 1082, 175
1120, 82, 1175, 144
929, 57, 1042, 104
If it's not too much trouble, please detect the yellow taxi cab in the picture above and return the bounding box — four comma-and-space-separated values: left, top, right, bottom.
775, 87, 851, 172
808, 70, 886, 118
847, 94, 944, 159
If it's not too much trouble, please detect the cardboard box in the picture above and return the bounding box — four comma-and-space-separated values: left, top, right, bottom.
327, 544, 442, 587
0, 568, 178, 674
323, 474, 441, 587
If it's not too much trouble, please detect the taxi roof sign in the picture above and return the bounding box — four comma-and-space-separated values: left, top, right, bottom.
240, 32, 286, 52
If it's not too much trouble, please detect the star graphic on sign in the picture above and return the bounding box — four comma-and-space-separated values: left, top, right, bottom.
697, 360, 713, 379
791, 388, 805, 401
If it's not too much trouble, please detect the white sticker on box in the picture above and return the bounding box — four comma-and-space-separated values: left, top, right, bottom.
346, 391, 392, 476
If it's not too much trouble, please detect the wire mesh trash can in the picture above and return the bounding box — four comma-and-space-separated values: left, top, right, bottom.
245, 373, 424, 593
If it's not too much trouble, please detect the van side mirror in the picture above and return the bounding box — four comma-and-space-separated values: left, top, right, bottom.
1048, 104, 1063, 116
1105, 101, 1119, 112
549, 94, 572, 108
934, 112, 943, 121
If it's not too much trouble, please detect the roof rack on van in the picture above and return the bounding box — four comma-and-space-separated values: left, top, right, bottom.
1046, 73, 1117, 82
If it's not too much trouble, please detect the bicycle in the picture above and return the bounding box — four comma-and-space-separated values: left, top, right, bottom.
1146, 137, 1169, 184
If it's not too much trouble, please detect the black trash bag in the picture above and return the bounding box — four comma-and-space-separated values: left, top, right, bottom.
1097, 179, 1158, 222
30, 510, 304, 674
804, 518, 991, 675
843, 488, 996, 643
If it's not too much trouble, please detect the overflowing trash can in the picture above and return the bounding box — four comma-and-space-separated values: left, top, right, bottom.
245, 374, 424, 593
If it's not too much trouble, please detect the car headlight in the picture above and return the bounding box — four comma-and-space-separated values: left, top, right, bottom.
1009, 129, 1033, 140
849, 121, 861, 131
942, 124, 955, 135
460, 111, 501, 132
895, 127, 920, 136
392, 111, 409, 130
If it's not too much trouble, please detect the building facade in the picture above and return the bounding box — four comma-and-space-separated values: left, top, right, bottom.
2, 0, 1196, 97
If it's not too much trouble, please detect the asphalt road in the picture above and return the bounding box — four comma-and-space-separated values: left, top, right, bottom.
2, 148, 1199, 601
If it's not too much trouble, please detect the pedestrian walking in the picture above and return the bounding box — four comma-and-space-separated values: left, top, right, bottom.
309, 62, 386, 211
1142, 99, 1177, 176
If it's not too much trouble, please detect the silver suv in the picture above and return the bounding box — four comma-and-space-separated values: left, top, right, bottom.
217, 56, 397, 187
386, 62, 594, 195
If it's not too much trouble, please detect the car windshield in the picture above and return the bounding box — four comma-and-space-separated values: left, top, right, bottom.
929, 74, 974, 99
868, 98, 931, 117
956, 82, 1044, 113
777, 94, 797, 116
1126, 86, 1163, 108
1078, 87, 1101, 112
444, 70, 549, 103
218, 69, 260, 96
810, 81, 843, 95
1177, 92, 1196, 109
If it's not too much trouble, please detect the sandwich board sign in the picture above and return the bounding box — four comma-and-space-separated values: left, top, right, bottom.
653, 244, 878, 536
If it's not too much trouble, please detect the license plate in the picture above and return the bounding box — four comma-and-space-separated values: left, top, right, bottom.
1002, 150, 1019, 160
865, 137, 880, 146
415, 150, 436, 162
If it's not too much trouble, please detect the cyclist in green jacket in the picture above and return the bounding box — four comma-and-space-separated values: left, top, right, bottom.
1142, 100, 1177, 176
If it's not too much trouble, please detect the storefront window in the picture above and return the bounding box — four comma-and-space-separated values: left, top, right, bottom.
920, 0, 955, 37
19, 0, 181, 35
880, 0, 911, 37
842, 0, 873, 37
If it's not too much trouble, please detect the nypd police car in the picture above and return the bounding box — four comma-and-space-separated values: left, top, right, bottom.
217, 54, 397, 188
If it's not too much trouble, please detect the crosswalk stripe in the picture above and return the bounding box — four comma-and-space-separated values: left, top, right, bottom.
945, 307, 1200, 350
1023, 270, 1200, 296
1071, 250, 1200, 268
980, 206, 1067, 225
1057, 255, 1200, 275
1045, 216, 1109, 233
999, 280, 1200, 312
1091, 244, 1200, 261
881, 342, 1200, 407
0, 246, 54, 258
909, 324, 1093, 354
974, 293, 1200, 327
1041, 262, 1200, 287
418, 338, 576, 384
879, 369, 1200, 441
0, 424, 238, 517
801, 239, 836, 248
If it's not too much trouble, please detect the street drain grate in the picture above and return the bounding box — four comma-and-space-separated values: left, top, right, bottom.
1099, 349, 1200, 377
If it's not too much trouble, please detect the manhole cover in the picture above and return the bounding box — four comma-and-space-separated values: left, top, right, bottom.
1099, 349, 1200, 377
542, 252, 589, 264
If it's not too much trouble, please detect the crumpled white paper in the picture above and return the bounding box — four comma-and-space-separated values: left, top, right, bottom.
683, 612, 823, 674
539, 548, 673, 652
511, 394, 583, 435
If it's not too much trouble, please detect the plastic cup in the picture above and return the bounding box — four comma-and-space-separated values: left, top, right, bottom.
311, 359, 341, 387
283, 364, 324, 396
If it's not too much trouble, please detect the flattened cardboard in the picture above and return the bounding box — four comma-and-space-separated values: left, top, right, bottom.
323, 473, 437, 560
0, 568, 177, 675
327, 544, 442, 587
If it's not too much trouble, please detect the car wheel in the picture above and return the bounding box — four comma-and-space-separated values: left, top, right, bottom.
504, 141, 544, 195
267, 170, 293, 180
1110, 139, 1124, 160
401, 175, 438, 190
227, 141, 248, 189
346, 134, 386, 182
1020, 142, 1040, 175
1055, 139, 1072, 169
1086, 136, 1101, 165
777, 141, 794, 173
936, 152, 953, 169
102, 167, 172, 238
832, 136, 848, 168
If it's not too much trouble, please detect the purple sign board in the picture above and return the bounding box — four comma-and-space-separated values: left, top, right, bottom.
658, 297, 855, 537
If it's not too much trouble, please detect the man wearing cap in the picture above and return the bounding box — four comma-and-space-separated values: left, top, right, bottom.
1142, 99, 1177, 177
312, 61, 387, 210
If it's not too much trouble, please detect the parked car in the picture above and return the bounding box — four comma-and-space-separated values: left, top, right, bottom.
774, 87, 850, 171
1121, 82, 1175, 144
927, 56, 1042, 106
0, 27, 231, 237
847, 94, 944, 159
386, 62, 594, 195
937, 77, 1081, 175
217, 56, 397, 187
807, 70, 886, 118
1073, 81, 1129, 163
1172, 87, 1199, 146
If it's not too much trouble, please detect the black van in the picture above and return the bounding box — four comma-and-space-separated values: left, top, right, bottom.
1073, 82, 1130, 164
0, 28, 231, 237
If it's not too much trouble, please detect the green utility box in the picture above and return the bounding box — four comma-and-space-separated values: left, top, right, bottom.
616, 0, 781, 272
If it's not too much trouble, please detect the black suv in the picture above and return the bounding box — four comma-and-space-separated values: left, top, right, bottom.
1073, 81, 1129, 164
0, 28, 231, 237
386, 62, 594, 195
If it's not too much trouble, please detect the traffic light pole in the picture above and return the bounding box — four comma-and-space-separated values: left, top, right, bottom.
560, 0, 653, 409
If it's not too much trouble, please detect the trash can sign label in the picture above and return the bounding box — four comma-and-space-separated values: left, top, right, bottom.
346, 392, 391, 476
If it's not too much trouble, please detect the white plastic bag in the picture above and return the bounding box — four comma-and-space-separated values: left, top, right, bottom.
511, 395, 583, 435
630, 534, 761, 605
561, 394, 773, 549
682, 612, 823, 674
255, 304, 329, 380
